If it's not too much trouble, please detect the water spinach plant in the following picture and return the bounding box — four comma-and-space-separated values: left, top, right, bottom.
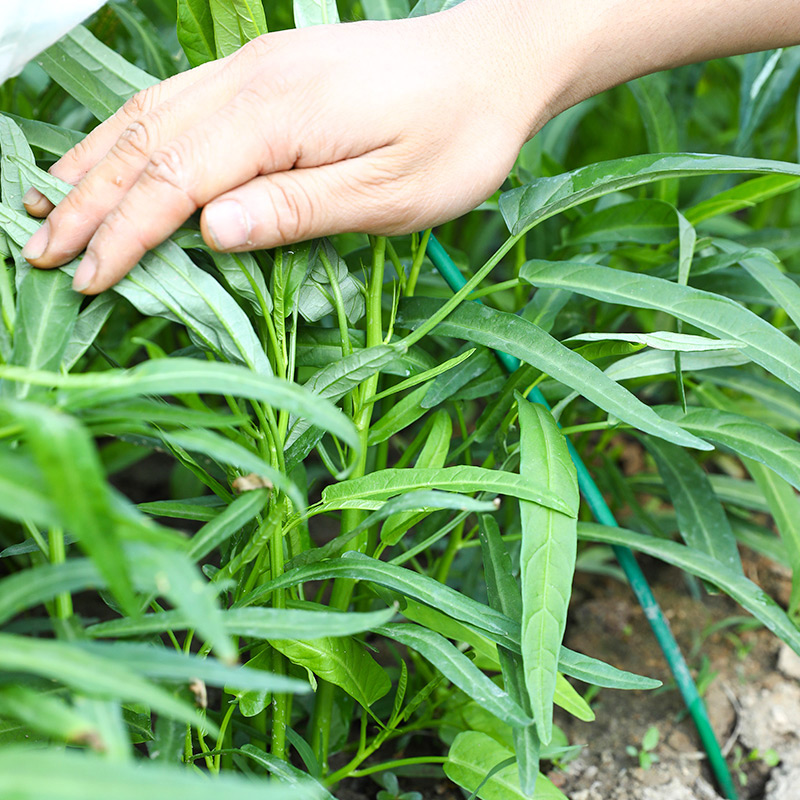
1, 2, 800, 799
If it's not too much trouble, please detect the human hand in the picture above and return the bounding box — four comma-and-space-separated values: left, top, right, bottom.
21, 1, 559, 294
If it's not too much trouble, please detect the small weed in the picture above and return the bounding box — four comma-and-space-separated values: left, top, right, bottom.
626, 726, 661, 770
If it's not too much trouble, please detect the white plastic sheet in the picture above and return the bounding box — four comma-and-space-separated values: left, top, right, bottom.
0, 1, 106, 84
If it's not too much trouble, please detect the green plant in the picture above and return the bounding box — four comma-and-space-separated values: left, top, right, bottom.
626, 725, 661, 770
375, 772, 423, 800
1, 2, 800, 800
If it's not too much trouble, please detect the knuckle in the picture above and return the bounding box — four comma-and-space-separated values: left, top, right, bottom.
98, 204, 150, 252
143, 144, 192, 196
120, 88, 158, 121
114, 120, 157, 165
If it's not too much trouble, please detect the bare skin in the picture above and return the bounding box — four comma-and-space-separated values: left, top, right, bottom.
21, 0, 800, 295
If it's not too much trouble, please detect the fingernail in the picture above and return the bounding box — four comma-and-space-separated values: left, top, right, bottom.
23, 187, 47, 208
21, 220, 50, 262
205, 201, 251, 250
72, 254, 97, 292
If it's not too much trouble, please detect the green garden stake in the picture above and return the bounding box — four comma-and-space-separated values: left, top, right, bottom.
425, 233, 738, 800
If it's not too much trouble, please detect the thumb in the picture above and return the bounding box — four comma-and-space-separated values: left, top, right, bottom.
200, 154, 418, 251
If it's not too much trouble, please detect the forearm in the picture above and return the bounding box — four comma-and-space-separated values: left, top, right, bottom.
449, 0, 800, 139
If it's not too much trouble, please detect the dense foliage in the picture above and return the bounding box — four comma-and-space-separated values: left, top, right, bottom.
1, 2, 799, 799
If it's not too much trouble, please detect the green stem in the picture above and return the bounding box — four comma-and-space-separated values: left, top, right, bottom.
405, 229, 431, 297
49, 527, 72, 619
310, 236, 386, 772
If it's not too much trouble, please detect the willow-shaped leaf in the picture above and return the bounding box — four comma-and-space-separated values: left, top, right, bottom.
397, 297, 709, 450
520, 259, 800, 392
188, 488, 267, 560
88, 605, 395, 641
321, 465, 575, 516
500, 153, 800, 236
478, 515, 539, 793
655, 405, 800, 491
270, 636, 389, 708
578, 522, 800, 655
209, 0, 267, 58
685, 174, 800, 225
37, 25, 156, 120
242, 550, 662, 692
567, 331, 737, 352
374, 623, 532, 727
517, 399, 578, 744
177, 0, 216, 67
445, 732, 566, 800
645, 437, 743, 574
62, 293, 117, 371
0, 748, 311, 800
744, 458, 800, 622
565, 199, 677, 246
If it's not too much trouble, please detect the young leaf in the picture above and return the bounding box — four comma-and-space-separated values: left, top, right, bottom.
209, 0, 267, 58
517, 398, 579, 744
188, 488, 268, 560
397, 297, 710, 450
270, 636, 390, 707
445, 732, 566, 800
9, 268, 80, 384
177, 0, 216, 66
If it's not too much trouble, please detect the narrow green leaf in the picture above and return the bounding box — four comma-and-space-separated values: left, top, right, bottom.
321, 465, 576, 517
645, 437, 743, 574
162, 428, 304, 510
0, 401, 137, 616
520, 259, 800, 393
2, 114, 82, 157
381, 410, 452, 545
500, 153, 800, 237
553, 673, 594, 722
37, 26, 156, 120
0, 117, 35, 210
578, 522, 800, 655
0, 357, 356, 451
62, 293, 118, 370
240, 745, 336, 798
685, 174, 800, 225
566, 331, 737, 352
188, 488, 267, 560
397, 297, 710, 451
76, 642, 309, 694
374, 623, 533, 727
518, 399, 579, 744
655, 404, 800, 492
0, 635, 215, 734
744, 458, 800, 622
88, 605, 396, 642
565, 199, 676, 246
